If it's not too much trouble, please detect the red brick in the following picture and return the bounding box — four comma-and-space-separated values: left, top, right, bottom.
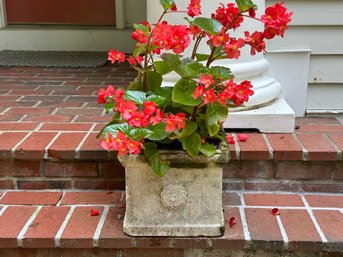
305, 195, 343, 208
23, 115, 74, 122
0, 206, 36, 247
0, 192, 62, 205
9, 90, 51, 95
14, 132, 58, 159
56, 108, 103, 116
238, 133, 271, 160
0, 132, 28, 158
224, 160, 273, 179
279, 210, 321, 250
328, 133, 343, 151
39, 123, 93, 132
93, 123, 106, 132
0, 180, 14, 189
0, 160, 40, 176
17, 180, 71, 190
244, 194, 304, 207
122, 249, 183, 257
59, 249, 118, 257
225, 133, 238, 161
60, 206, 103, 248
212, 207, 245, 249
222, 181, 244, 191
267, 134, 303, 160
78, 133, 108, 160
22, 206, 70, 248
245, 208, 283, 243
0, 122, 39, 131
296, 134, 337, 161
44, 161, 98, 177
222, 192, 241, 206
244, 180, 303, 192
336, 162, 343, 180
52, 89, 95, 96
303, 183, 343, 193
6, 108, 54, 115
22, 96, 66, 102
47, 133, 87, 159
98, 207, 132, 248
61, 191, 121, 205
0, 95, 20, 100
0, 114, 25, 122
75, 116, 110, 123
0, 101, 37, 107
37, 102, 83, 108
313, 210, 343, 242
276, 161, 334, 180
102, 161, 125, 179
296, 124, 343, 133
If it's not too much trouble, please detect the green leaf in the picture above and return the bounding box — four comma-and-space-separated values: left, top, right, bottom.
159, 0, 175, 10
128, 72, 143, 90
129, 128, 152, 141
186, 62, 207, 77
179, 132, 201, 157
154, 61, 173, 75
102, 123, 131, 135
147, 122, 168, 141
146, 71, 162, 91
147, 95, 168, 106
206, 103, 228, 137
104, 102, 115, 112
154, 87, 173, 102
133, 23, 149, 35
193, 17, 223, 36
235, 0, 256, 12
200, 142, 217, 157
124, 90, 147, 104
132, 45, 145, 57
195, 53, 211, 62
169, 121, 197, 139
172, 79, 201, 106
144, 142, 170, 176
209, 66, 234, 81
161, 53, 194, 78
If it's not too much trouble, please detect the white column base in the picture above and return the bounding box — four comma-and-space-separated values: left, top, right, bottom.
224, 98, 295, 133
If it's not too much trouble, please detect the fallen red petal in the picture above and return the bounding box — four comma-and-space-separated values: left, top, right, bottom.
90, 209, 101, 216
229, 217, 236, 227
226, 135, 236, 144
271, 208, 279, 216
238, 134, 248, 142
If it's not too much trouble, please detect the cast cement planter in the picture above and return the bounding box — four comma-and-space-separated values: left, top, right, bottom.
119, 146, 229, 237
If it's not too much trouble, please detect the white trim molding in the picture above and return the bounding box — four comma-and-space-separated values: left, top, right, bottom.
0, 0, 7, 28
115, 0, 126, 29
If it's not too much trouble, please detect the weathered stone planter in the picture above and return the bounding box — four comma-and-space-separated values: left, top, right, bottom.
119, 146, 229, 237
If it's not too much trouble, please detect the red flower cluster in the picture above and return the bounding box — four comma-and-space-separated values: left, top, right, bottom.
101, 131, 143, 155
262, 2, 293, 39
98, 85, 124, 104
151, 22, 191, 54
212, 3, 244, 29
187, 0, 201, 17
108, 49, 125, 64
193, 75, 254, 107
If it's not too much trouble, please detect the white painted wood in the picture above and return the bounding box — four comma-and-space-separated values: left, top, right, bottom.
224, 98, 296, 133
309, 55, 343, 83
115, 0, 126, 29
307, 84, 343, 110
0, 0, 7, 28
265, 49, 311, 117
0, 28, 135, 52
266, 26, 343, 55
125, 0, 147, 27
266, 0, 343, 25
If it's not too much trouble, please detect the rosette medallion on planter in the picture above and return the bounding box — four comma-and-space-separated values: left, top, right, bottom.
98, 0, 292, 237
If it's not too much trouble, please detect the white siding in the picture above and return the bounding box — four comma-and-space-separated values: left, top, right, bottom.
266, 0, 343, 113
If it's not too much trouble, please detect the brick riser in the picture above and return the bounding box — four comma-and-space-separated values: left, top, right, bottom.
0, 191, 342, 255
0, 124, 342, 192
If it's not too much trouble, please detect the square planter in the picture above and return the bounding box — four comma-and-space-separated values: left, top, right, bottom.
119, 147, 229, 237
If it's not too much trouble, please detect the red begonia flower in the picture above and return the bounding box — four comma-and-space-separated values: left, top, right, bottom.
90, 209, 101, 216
272, 208, 280, 216
237, 134, 248, 142
229, 217, 236, 227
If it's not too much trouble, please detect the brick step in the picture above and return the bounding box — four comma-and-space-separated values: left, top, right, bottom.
0, 190, 342, 257
0, 119, 342, 192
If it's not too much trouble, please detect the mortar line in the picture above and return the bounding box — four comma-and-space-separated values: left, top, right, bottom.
232, 133, 240, 160
301, 195, 327, 243
75, 123, 97, 159
93, 206, 110, 247
238, 192, 251, 241
276, 215, 289, 245
292, 133, 308, 161
17, 206, 43, 247
44, 131, 62, 159
0, 206, 8, 216
262, 133, 274, 160
323, 133, 342, 160
55, 205, 76, 247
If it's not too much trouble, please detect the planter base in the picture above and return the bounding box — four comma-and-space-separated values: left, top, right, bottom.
121, 152, 227, 237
